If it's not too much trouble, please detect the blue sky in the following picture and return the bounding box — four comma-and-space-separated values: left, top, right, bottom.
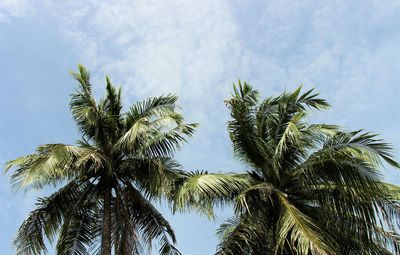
1, 1, 399, 254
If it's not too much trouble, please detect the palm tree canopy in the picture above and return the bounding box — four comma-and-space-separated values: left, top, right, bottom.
174, 81, 400, 255
6, 65, 197, 255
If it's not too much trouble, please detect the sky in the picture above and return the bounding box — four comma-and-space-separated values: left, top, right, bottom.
0, 0, 400, 254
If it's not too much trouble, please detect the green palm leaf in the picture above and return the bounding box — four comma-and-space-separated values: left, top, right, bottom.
6, 65, 196, 255
185, 82, 400, 255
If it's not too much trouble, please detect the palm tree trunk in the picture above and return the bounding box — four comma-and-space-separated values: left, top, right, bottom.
101, 184, 112, 255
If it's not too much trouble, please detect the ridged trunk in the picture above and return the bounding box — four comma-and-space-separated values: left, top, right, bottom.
101, 184, 112, 255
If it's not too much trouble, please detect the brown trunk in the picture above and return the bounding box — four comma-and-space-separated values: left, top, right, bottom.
101, 184, 112, 255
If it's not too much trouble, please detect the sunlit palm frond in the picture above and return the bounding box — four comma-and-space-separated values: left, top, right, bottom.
118, 96, 197, 157
121, 110, 198, 158
140, 122, 197, 158
273, 111, 305, 160
5, 144, 91, 190
381, 182, 400, 200
173, 171, 252, 217
276, 194, 337, 255
294, 131, 399, 192
309, 131, 399, 168
265, 86, 330, 114
125, 95, 179, 127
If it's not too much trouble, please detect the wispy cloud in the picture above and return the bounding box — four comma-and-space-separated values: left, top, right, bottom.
41, 0, 256, 169
2, 1, 399, 253
228, 1, 400, 138
0, 0, 35, 22
4, 0, 397, 173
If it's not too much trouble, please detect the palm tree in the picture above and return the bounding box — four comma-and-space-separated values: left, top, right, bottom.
173, 81, 400, 254
6, 65, 197, 255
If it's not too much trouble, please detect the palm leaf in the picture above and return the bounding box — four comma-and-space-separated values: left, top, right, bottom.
14, 181, 91, 255
276, 194, 337, 255
123, 182, 180, 255
173, 171, 251, 217
6, 144, 104, 190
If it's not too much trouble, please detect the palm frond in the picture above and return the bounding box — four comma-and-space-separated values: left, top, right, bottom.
123, 182, 181, 255
226, 81, 265, 168
173, 171, 251, 217
141, 122, 197, 158
294, 131, 399, 195
6, 144, 108, 191
56, 203, 100, 255
103, 76, 122, 118
119, 157, 182, 200
216, 216, 262, 255
276, 194, 337, 255
70, 65, 104, 141
118, 109, 197, 157
13, 181, 90, 255
309, 131, 399, 168
5, 144, 89, 190
125, 94, 179, 127
381, 182, 400, 200
100, 77, 124, 141
234, 182, 275, 215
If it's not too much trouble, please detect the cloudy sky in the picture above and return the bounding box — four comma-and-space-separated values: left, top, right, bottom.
1, 0, 400, 254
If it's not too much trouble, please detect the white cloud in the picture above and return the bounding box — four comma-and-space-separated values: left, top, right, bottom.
0, 0, 35, 22
4, 0, 399, 146
229, 1, 400, 125
3, 1, 400, 253
41, 0, 255, 170
26, 0, 398, 172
